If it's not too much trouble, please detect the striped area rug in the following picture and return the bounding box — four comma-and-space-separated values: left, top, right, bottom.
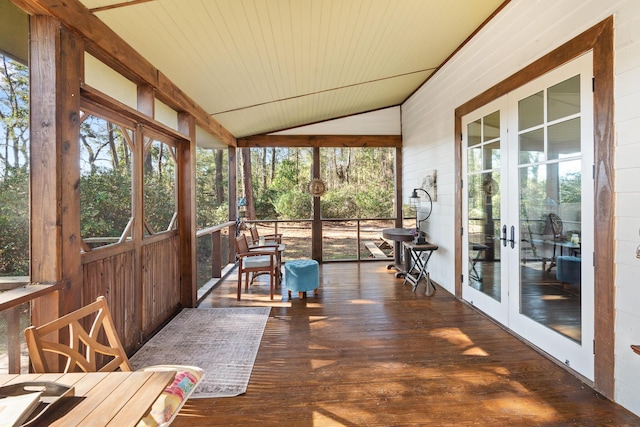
130, 306, 271, 398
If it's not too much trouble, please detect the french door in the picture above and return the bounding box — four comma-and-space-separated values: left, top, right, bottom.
462, 52, 594, 379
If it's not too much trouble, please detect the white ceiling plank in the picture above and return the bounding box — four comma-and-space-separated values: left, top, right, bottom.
82, 0, 505, 137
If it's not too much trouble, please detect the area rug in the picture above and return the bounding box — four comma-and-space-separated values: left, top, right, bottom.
129, 306, 271, 398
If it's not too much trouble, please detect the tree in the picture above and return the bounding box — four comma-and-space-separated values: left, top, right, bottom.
0, 54, 29, 275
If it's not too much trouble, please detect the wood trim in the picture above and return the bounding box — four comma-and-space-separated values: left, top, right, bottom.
178, 112, 197, 308
228, 146, 238, 264
14, 0, 235, 147
137, 85, 154, 118
454, 17, 614, 398
395, 146, 403, 228
238, 134, 402, 148
81, 84, 189, 142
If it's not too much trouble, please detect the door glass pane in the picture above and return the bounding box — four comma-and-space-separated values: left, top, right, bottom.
548, 117, 580, 160
468, 119, 481, 146
468, 146, 481, 173
483, 111, 500, 141
548, 75, 580, 121
518, 91, 544, 130
519, 160, 582, 343
483, 141, 500, 170
519, 128, 544, 164
467, 171, 501, 302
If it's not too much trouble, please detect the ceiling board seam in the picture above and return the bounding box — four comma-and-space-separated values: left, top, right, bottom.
213, 67, 436, 116
90, 0, 155, 13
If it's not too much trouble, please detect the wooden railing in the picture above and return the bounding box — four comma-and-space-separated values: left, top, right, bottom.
244, 217, 403, 262
195, 221, 235, 301
0, 278, 60, 374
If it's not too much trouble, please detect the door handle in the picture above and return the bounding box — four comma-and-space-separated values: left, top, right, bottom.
500, 225, 507, 247
510, 225, 515, 249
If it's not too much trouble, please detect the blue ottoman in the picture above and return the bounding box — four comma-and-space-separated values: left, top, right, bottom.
556, 256, 581, 286
285, 259, 319, 298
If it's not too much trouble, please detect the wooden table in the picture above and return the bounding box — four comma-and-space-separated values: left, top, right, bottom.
382, 228, 415, 277
0, 371, 174, 426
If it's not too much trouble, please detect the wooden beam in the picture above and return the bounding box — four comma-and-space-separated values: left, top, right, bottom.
29, 16, 84, 371
14, 0, 236, 147
178, 112, 197, 308
238, 134, 402, 148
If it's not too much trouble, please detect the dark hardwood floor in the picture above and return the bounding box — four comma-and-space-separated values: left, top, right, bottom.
172, 262, 639, 426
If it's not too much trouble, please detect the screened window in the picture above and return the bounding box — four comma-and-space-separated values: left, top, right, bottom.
79, 112, 134, 249
143, 135, 177, 234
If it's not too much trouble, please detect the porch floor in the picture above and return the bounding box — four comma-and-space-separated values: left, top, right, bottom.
172, 262, 639, 426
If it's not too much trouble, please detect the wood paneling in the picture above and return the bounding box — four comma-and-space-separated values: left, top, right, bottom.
182, 263, 640, 426
141, 235, 181, 336
82, 250, 139, 353
238, 134, 402, 148
454, 17, 615, 398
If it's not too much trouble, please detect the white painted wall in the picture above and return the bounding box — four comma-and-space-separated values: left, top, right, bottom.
401, 0, 640, 416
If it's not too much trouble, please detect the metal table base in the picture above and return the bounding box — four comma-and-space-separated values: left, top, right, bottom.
402, 241, 438, 295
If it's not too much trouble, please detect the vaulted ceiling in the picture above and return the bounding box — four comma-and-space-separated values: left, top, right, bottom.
79, 0, 505, 138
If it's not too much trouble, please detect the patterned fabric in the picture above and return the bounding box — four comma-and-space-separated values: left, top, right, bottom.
136, 365, 204, 427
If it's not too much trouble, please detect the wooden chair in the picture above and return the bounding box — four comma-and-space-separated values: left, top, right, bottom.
249, 225, 282, 245
24, 296, 203, 426
235, 234, 276, 300
25, 296, 131, 373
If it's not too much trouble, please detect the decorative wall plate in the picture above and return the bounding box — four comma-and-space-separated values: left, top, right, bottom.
308, 178, 326, 197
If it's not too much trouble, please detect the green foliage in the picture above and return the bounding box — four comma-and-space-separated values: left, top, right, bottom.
0, 167, 28, 275
245, 147, 395, 221
1, 55, 29, 275
321, 189, 356, 218
80, 168, 132, 239
196, 147, 229, 228
274, 190, 312, 219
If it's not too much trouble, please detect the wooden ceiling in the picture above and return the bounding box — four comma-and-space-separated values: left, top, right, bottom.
79, 0, 505, 138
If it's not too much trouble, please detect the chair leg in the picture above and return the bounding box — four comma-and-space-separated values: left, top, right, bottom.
269, 270, 274, 300
245, 272, 250, 290
237, 269, 242, 301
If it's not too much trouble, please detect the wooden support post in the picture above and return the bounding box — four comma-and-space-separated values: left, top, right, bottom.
311, 147, 322, 262
212, 231, 222, 278
29, 17, 83, 370
228, 146, 238, 263
395, 146, 403, 228
178, 113, 197, 308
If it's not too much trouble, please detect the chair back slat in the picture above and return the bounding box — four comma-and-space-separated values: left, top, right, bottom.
25, 296, 132, 373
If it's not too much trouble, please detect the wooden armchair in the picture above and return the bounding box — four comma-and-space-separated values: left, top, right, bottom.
249, 225, 282, 245
235, 234, 276, 300
24, 296, 203, 426
25, 296, 131, 373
